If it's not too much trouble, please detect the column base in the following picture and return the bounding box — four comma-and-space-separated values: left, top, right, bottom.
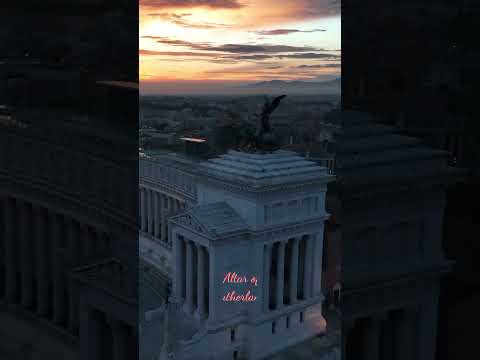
5, 289, 17, 304
183, 303, 194, 315
194, 309, 207, 321
53, 316, 65, 327
37, 303, 49, 317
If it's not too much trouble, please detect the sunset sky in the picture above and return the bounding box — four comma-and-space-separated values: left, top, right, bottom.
140, 0, 340, 93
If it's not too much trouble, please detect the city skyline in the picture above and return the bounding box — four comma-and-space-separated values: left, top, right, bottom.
140, 0, 341, 94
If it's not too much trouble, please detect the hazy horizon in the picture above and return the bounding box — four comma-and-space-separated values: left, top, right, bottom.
140, 74, 340, 95
140, 0, 341, 94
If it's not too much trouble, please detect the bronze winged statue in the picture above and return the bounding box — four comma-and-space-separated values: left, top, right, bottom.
239, 94, 287, 152
258, 94, 287, 137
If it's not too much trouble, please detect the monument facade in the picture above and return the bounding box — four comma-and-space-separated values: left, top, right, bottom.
140, 149, 334, 360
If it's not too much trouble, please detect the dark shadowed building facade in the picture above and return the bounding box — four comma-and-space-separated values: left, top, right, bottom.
0, 80, 138, 360
342, 1, 479, 359
329, 111, 463, 360
0, 1, 138, 359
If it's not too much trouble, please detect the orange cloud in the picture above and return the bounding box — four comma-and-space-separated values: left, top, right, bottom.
140, 0, 244, 10
139, 0, 341, 84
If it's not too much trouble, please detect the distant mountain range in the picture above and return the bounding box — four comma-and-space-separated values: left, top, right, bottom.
244, 78, 340, 87
232, 77, 341, 95
141, 78, 341, 96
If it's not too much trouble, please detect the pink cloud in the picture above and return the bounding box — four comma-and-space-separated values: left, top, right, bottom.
140, 0, 244, 9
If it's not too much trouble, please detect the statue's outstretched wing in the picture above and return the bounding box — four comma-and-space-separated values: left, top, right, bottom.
270, 95, 287, 113
260, 94, 287, 128
251, 95, 287, 151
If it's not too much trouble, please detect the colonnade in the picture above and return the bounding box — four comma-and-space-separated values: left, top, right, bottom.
346, 307, 419, 360
263, 234, 321, 311
83, 307, 137, 360
175, 237, 210, 320
1, 196, 108, 335
140, 186, 185, 243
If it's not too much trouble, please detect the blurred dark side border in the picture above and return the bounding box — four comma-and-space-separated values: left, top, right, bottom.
0, 1, 138, 359
342, 1, 479, 360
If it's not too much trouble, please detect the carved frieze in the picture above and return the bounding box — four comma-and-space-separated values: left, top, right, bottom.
172, 214, 209, 237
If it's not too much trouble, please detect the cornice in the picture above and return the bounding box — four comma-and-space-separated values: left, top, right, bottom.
336, 170, 464, 200
141, 177, 196, 202
0, 171, 137, 233
200, 174, 334, 198
170, 213, 328, 244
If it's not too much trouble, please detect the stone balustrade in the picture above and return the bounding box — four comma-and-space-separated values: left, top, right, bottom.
0, 128, 137, 223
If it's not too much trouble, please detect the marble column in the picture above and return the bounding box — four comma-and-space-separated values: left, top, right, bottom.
418, 297, 439, 360
4, 197, 18, 303
276, 241, 286, 309
146, 189, 153, 235
52, 213, 66, 326
303, 236, 314, 299
184, 240, 194, 313
82, 306, 106, 360
195, 244, 206, 319
341, 320, 355, 360
102, 232, 111, 255
426, 213, 444, 260
175, 235, 185, 303
154, 191, 160, 238
263, 243, 272, 312
150, 191, 155, 236
205, 248, 210, 316
66, 219, 79, 333
34, 206, 49, 316
160, 195, 166, 242
67, 218, 80, 267
81, 225, 93, 259
457, 133, 463, 165
140, 188, 146, 232
312, 232, 324, 296
69, 281, 79, 335
289, 237, 300, 304
396, 308, 417, 360
19, 201, 34, 309
364, 316, 381, 360
144, 190, 148, 235
163, 195, 170, 242
110, 319, 130, 360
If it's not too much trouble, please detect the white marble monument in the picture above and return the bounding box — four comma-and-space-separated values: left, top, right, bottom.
168, 150, 334, 360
